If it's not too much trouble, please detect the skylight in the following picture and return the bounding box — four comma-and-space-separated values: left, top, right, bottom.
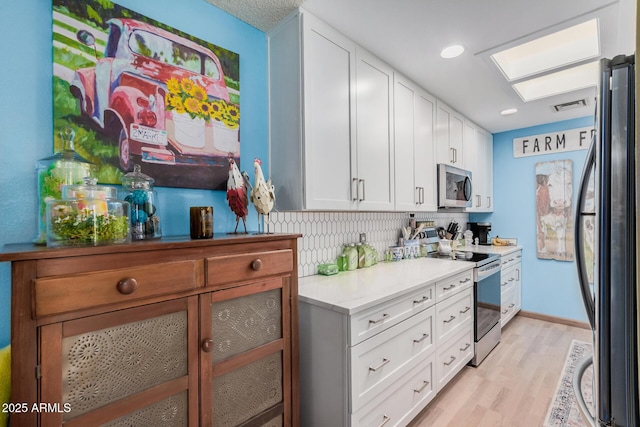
491, 19, 600, 81
512, 61, 599, 101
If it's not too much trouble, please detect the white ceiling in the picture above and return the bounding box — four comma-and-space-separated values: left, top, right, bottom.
205, 0, 636, 133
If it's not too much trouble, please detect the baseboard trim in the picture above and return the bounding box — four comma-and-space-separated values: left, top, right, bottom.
517, 310, 590, 330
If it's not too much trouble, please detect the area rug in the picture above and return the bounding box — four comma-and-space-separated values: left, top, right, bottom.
544, 339, 594, 427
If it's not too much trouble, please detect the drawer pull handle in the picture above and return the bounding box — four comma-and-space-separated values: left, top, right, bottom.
251, 259, 263, 271
443, 315, 456, 324
369, 313, 389, 324
501, 282, 508, 286
369, 358, 390, 372
413, 296, 430, 304
509, 303, 516, 309
508, 258, 514, 262
509, 278, 515, 282
201, 339, 214, 353
413, 333, 429, 343
414, 380, 430, 393
460, 343, 471, 351
443, 356, 456, 366
502, 309, 508, 314
459, 278, 471, 284
460, 306, 471, 314
116, 277, 138, 295
378, 415, 391, 427
443, 284, 456, 291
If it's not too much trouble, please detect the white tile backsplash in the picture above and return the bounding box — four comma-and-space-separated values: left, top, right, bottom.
269, 211, 469, 277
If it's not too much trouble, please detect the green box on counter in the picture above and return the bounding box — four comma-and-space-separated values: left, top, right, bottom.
318, 263, 339, 276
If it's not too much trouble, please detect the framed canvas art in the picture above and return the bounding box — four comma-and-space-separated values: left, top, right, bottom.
53, 0, 240, 189
535, 160, 574, 261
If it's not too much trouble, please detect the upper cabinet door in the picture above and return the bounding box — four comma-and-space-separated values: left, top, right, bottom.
436, 101, 464, 167
355, 49, 395, 211
302, 13, 358, 210
415, 91, 437, 211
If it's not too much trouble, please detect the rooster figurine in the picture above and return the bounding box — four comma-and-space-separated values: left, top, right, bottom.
250, 158, 275, 234
226, 158, 249, 234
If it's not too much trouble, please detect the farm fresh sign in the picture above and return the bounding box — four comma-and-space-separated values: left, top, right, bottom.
513, 127, 595, 158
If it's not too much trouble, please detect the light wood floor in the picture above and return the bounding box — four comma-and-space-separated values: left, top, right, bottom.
408, 315, 592, 427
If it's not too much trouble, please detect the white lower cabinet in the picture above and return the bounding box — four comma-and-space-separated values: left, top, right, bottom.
500, 250, 522, 327
299, 266, 474, 426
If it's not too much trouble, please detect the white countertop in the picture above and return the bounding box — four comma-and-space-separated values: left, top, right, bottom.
298, 258, 474, 315
462, 244, 522, 256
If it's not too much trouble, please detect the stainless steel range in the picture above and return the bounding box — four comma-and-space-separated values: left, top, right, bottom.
423, 239, 501, 366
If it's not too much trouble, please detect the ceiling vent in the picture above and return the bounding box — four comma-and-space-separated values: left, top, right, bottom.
551, 98, 588, 112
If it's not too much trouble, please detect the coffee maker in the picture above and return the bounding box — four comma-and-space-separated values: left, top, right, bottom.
468, 222, 491, 246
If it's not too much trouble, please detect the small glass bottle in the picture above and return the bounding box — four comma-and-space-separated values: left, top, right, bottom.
35, 127, 96, 245
120, 164, 162, 240
344, 244, 358, 271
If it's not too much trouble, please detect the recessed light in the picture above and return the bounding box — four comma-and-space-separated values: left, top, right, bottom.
512, 61, 599, 101
441, 45, 464, 59
501, 108, 518, 115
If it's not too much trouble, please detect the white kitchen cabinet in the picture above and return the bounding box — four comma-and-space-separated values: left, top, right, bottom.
436, 100, 464, 167
464, 120, 494, 212
394, 74, 437, 211
500, 249, 522, 326
268, 10, 393, 211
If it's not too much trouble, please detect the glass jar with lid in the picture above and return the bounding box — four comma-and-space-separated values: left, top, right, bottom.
35, 127, 96, 244
120, 164, 161, 240
46, 178, 130, 247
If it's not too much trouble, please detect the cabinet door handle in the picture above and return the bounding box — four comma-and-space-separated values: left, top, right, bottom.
443, 356, 456, 366
369, 358, 390, 372
443, 315, 456, 324
420, 187, 425, 204
369, 313, 389, 324
454, 148, 458, 163
459, 277, 471, 284
359, 179, 365, 201
413, 296, 429, 304
378, 415, 391, 427
460, 343, 471, 351
459, 306, 471, 314
516, 269, 520, 280
201, 339, 214, 353
476, 195, 481, 207
416, 187, 421, 205
487, 196, 491, 208
443, 284, 456, 291
352, 177, 359, 201
414, 380, 430, 393
251, 259, 263, 271
450, 147, 455, 163
413, 333, 429, 343
116, 277, 138, 295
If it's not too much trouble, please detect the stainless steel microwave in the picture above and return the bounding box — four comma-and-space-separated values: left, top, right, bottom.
437, 164, 473, 208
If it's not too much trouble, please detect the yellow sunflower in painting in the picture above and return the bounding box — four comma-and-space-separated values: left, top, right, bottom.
180, 78, 194, 94
184, 98, 201, 115
166, 77, 181, 95
199, 101, 213, 120
226, 104, 239, 121
190, 84, 208, 102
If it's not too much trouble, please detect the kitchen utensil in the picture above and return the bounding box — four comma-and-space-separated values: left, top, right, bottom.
401, 226, 412, 240
410, 223, 425, 240
437, 227, 446, 239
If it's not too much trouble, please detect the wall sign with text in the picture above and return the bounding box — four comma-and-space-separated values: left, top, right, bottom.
513, 127, 595, 158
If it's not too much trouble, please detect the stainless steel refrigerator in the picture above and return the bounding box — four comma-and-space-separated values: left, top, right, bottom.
574, 54, 637, 426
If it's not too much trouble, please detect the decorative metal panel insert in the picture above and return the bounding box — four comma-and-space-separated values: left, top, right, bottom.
62, 311, 188, 420
211, 288, 282, 362
261, 414, 283, 427
100, 391, 187, 427
212, 352, 283, 426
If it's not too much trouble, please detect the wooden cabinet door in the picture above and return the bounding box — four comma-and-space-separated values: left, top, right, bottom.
39, 297, 199, 427
200, 278, 292, 426
355, 49, 395, 211
302, 13, 357, 210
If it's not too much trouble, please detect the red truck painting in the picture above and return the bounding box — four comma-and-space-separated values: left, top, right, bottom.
70, 18, 240, 173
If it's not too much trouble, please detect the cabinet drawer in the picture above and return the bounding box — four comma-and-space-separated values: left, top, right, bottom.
501, 286, 517, 327
435, 287, 473, 343
500, 250, 522, 270
206, 249, 293, 288
351, 353, 436, 427
435, 326, 474, 390
435, 270, 473, 302
500, 266, 517, 294
34, 260, 199, 317
350, 283, 435, 345
350, 306, 435, 412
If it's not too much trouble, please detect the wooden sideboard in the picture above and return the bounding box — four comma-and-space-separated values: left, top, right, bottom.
0, 234, 300, 427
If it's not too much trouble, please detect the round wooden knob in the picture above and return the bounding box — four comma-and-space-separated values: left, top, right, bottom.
251, 259, 263, 271
116, 277, 138, 295
201, 339, 214, 353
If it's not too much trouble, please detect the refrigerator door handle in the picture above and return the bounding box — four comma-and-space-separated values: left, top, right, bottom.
573, 354, 596, 427
574, 135, 596, 329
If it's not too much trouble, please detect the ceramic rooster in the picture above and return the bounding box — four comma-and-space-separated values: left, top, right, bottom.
226, 158, 248, 233
250, 158, 275, 234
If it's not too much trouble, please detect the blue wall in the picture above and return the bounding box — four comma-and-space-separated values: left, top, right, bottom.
0, 0, 268, 347
471, 116, 594, 323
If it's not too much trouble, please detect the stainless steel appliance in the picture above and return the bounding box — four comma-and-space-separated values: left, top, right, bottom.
427, 248, 501, 366
574, 54, 637, 426
437, 164, 473, 208
468, 222, 492, 246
